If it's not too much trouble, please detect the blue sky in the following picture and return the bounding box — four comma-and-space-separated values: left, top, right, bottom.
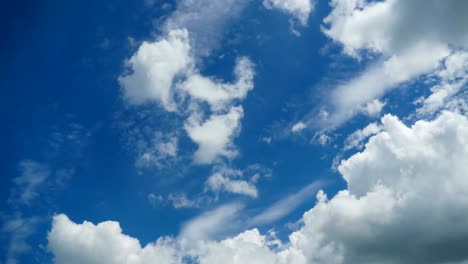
2, 0, 468, 263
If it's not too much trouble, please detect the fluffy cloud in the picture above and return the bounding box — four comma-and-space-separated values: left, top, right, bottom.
48, 214, 180, 264
263, 0, 315, 26
49, 111, 468, 263
283, 111, 468, 263
320, 0, 468, 127
185, 106, 244, 164
119, 29, 192, 111
120, 32, 254, 164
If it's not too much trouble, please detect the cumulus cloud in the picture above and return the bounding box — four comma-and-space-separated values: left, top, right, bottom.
280, 111, 468, 263
49, 111, 468, 263
48, 214, 181, 264
185, 106, 244, 164
119, 29, 192, 111
119, 0, 255, 165
320, 0, 468, 127
263, 0, 315, 26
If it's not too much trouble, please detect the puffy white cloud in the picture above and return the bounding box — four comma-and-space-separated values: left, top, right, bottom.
48, 214, 180, 264
323, 0, 468, 57
291, 121, 306, 133
192, 229, 280, 264
320, 0, 468, 127
119, 29, 192, 111
179, 57, 254, 111
282, 111, 468, 263
185, 106, 244, 164
263, 0, 315, 26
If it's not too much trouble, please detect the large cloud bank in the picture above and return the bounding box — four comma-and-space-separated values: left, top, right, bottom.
49, 110, 468, 263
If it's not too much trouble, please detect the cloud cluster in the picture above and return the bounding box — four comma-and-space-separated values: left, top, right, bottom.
120, 2, 255, 166
49, 110, 468, 263
320, 0, 468, 127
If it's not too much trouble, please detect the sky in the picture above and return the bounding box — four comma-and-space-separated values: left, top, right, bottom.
1, 0, 468, 263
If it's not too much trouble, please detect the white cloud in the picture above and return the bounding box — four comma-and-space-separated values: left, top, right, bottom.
343, 122, 381, 150
190, 229, 280, 264
48, 214, 180, 264
281, 111, 468, 263
179, 57, 254, 111
320, 0, 468, 127
119, 0, 256, 167
119, 29, 192, 111
263, 0, 315, 26
205, 172, 258, 198
291, 121, 306, 133
185, 106, 244, 164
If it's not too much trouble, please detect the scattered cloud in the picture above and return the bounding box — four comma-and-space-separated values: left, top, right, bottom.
8, 161, 50, 207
